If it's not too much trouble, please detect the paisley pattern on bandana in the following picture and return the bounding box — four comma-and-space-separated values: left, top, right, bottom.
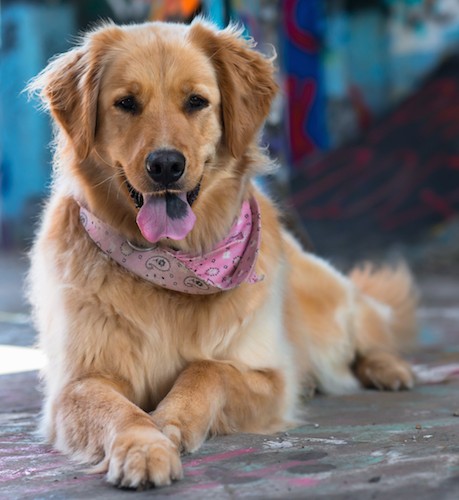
79, 197, 263, 295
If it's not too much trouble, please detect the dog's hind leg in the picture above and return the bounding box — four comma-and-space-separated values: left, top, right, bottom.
353, 350, 414, 390
350, 263, 418, 391
283, 232, 417, 394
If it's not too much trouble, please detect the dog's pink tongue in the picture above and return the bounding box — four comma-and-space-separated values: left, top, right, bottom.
136, 192, 196, 243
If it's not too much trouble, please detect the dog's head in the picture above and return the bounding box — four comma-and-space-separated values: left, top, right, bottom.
30, 20, 277, 249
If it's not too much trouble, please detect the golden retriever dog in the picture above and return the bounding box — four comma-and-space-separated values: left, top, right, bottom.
28, 19, 417, 489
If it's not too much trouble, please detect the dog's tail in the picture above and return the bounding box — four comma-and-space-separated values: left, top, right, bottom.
348, 262, 418, 351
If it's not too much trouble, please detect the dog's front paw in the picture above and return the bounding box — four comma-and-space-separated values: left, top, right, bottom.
150, 413, 206, 454
106, 426, 183, 489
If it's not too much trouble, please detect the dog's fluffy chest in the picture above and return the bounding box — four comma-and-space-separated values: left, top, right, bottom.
31, 195, 285, 411
38, 234, 263, 402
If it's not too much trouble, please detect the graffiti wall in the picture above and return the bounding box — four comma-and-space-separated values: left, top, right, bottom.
281, 0, 329, 166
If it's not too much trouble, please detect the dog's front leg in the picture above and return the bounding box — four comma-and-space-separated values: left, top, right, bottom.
53, 376, 182, 488
150, 360, 285, 453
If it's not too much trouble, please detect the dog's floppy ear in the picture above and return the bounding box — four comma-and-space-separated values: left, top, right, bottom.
189, 21, 278, 159
28, 25, 123, 160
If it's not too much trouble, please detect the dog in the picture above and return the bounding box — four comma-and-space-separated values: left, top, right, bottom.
28, 19, 417, 489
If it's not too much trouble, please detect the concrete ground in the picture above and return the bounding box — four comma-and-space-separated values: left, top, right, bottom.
0, 251, 458, 499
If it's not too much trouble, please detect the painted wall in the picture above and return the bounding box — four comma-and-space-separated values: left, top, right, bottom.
1, 3, 76, 246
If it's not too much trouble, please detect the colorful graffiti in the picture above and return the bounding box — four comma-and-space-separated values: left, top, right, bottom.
291, 56, 459, 247
282, 0, 328, 166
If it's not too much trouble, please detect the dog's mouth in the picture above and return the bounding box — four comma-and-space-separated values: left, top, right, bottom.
127, 182, 145, 209
126, 182, 201, 210
126, 181, 201, 243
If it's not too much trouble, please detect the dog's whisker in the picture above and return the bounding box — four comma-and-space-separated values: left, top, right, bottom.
117, 178, 130, 201
93, 148, 115, 169
92, 148, 133, 204
89, 149, 125, 192
91, 172, 120, 190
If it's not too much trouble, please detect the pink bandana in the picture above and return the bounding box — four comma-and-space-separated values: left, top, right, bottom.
79, 197, 263, 295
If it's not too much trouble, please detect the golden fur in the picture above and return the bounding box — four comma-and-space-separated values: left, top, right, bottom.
28, 19, 417, 489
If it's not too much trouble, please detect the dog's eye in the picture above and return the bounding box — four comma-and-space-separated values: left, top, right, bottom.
185, 95, 209, 112
114, 96, 139, 114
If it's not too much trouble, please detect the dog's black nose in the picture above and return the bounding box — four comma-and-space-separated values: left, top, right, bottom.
145, 150, 186, 186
